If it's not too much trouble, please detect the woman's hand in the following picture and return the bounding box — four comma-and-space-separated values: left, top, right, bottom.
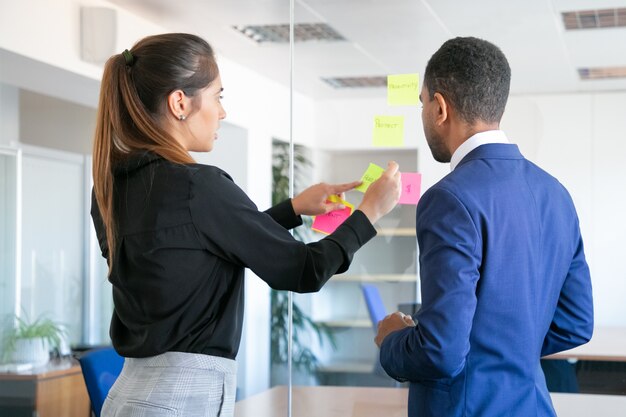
291, 181, 361, 216
357, 161, 402, 224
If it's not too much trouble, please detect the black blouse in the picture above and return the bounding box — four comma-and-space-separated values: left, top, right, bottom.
91, 152, 376, 360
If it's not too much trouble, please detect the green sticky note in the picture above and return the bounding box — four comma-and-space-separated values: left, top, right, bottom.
372, 115, 404, 147
355, 163, 385, 193
387, 74, 420, 106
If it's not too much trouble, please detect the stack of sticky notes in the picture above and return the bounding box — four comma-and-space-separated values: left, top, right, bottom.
311, 164, 422, 235
312, 195, 355, 235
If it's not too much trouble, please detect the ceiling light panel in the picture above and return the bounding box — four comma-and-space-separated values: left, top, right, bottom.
562, 8, 626, 30
233, 23, 345, 43
321, 76, 387, 89
578, 66, 626, 80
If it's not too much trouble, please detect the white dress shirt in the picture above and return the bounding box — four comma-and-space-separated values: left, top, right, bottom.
450, 130, 510, 171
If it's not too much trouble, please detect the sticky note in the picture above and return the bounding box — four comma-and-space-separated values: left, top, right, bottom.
398, 172, 422, 205
387, 73, 420, 106
355, 163, 385, 193
311, 196, 354, 235
373, 115, 404, 147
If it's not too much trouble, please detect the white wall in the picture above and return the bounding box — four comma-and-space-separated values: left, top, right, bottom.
589, 93, 626, 327
19, 90, 97, 154
0, 84, 19, 146
502, 92, 625, 327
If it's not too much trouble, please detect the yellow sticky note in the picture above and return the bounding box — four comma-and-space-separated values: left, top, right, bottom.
387, 73, 420, 106
326, 194, 350, 205
373, 115, 404, 147
355, 163, 385, 193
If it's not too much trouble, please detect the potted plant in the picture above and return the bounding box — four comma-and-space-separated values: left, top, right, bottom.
3, 314, 66, 366
271, 139, 336, 380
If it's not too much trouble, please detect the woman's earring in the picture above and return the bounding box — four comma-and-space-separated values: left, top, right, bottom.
179, 114, 186, 121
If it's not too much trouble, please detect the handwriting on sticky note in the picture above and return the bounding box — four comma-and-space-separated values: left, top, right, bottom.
398, 172, 421, 205
387, 73, 420, 106
373, 115, 404, 147
312, 197, 354, 235
355, 163, 385, 193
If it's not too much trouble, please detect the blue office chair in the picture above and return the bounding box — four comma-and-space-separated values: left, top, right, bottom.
361, 284, 398, 383
361, 283, 387, 331
78, 347, 125, 417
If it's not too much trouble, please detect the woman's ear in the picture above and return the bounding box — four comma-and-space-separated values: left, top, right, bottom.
433, 92, 448, 126
167, 90, 189, 120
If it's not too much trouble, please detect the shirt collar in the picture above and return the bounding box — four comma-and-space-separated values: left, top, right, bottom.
449, 130, 510, 171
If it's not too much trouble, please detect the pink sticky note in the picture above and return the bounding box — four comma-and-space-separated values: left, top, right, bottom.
398, 172, 421, 205
312, 197, 354, 235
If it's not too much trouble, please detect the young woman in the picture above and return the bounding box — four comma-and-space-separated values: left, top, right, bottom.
91, 33, 401, 417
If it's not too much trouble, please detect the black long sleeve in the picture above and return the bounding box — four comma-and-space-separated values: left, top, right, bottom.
189, 166, 376, 293
91, 153, 376, 359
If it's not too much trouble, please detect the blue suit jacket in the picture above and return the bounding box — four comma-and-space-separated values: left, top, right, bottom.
380, 144, 593, 417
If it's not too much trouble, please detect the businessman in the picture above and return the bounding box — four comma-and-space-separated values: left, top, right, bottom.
375, 37, 593, 417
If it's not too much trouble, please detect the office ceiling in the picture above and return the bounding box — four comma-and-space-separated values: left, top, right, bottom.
108, 0, 626, 99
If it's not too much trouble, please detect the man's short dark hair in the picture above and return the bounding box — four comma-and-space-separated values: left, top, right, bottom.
424, 37, 511, 124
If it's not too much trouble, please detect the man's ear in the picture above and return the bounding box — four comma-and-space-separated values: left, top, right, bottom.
166, 90, 189, 120
433, 92, 448, 126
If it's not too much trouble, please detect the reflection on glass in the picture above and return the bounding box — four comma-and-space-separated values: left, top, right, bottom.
93, 244, 112, 344
292, 2, 420, 389
20, 154, 84, 345
271, 139, 333, 386
0, 153, 17, 350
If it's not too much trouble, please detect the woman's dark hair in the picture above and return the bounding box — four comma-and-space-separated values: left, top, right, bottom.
92, 33, 219, 272
424, 36, 511, 124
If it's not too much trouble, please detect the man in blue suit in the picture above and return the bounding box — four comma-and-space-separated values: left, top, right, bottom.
375, 37, 593, 417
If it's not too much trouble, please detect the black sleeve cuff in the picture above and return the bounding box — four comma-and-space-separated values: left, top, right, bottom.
264, 198, 303, 230
326, 209, 377, 273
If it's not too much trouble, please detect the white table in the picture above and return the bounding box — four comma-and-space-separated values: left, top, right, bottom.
547, 327, 626, 362
235, 386, 626, 417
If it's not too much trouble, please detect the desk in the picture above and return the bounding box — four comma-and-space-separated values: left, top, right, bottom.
235, 386, 407, 417
0, 358, 91, 417
547, 327, 626, 361
235, 385, 626, 417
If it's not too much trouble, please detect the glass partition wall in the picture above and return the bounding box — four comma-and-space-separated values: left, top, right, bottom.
290, 1, 420, 392
0, 147, 88, 350
115, 0, 423, 408
0, 151, 18, 352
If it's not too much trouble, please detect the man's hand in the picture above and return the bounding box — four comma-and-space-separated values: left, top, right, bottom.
375, 311, 416, 347
358, 161, 402, 224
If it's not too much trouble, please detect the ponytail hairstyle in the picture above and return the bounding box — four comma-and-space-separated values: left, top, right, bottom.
92, 33, 220, 272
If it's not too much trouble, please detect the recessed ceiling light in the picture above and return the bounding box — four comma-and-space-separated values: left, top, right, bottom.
578, 66, 626, 80
233, 23, 346, 44
321, 76, 387, 89
562, 8, 626, 30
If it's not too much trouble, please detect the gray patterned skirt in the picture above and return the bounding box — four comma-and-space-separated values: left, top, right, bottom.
102, 351, 237, 417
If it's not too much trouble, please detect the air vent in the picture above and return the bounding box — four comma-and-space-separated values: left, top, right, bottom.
233, 23, 345, 43
321, 76, 387, 89
578, 67, 626, 80
562, 8, 626, 30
